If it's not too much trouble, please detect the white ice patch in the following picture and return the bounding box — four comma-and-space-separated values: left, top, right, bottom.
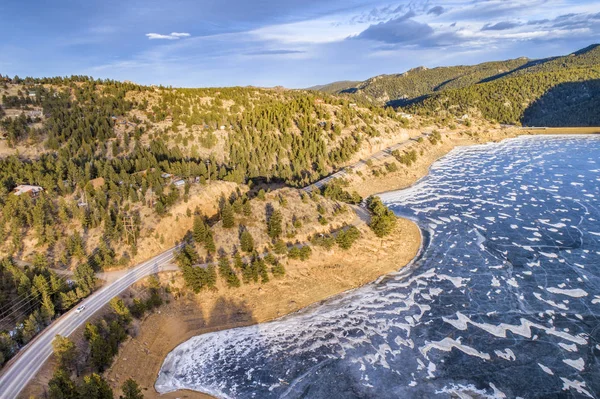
562, 357, 585, 371
546, 287, 588, 298
558, 342, 578, 352
538, 363, 553, 375
494, 348, 516, 361
560, 378, 593, 398
421, 337, 490, 360
442, 312, 587, 345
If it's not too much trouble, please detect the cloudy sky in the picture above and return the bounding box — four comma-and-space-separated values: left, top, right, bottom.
1, 0, 599, 88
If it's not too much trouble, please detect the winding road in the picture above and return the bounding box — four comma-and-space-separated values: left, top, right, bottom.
303, 132, 429, 193
0, 245, 181, 399
0, 134, 420, 397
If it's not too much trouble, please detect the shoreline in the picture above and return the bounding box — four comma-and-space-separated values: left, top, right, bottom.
345, 128, 600, 201
105, 218, 421, 399
100, 129, 600, 398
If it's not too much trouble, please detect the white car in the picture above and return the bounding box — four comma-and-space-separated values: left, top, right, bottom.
75, 305, 86, 314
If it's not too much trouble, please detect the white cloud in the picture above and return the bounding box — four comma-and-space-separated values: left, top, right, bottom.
250, 17, 368, 44
146, 32, 191, 40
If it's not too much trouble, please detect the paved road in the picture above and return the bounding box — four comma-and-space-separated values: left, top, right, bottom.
0, 245, 181, 399
303, 132, 429, 193
0, 132, 427, 397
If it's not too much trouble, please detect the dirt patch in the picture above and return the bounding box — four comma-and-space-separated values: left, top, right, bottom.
130, 181, 240, 266
105, 219, 420, 398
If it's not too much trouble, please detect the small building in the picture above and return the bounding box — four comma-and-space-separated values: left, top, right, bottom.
398, 112, 413, 120
28, 91, 36, 98
349, 103, 357, 108
315, 98, 324, 104
219, 125, 226, 130
13, 185, 44, 197
161, 173, 172, 179
173, 179, 185, 188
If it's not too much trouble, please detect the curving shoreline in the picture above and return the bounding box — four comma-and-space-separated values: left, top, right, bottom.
151, 132, 597, 397
109, 129, 598, 398
147, 129, 515, 398
106, 219, 421, 399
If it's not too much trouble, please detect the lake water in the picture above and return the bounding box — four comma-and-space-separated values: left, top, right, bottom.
156, 136, 600, 399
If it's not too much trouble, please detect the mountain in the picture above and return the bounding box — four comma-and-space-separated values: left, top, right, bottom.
311, 59, 534, 105
311, 44, 600, 126
307, 80, 361, 93
408, 44, 600, 126
0, 74, 418, 368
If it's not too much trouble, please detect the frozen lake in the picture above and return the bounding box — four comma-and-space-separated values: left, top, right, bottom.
156, 135, 600, 398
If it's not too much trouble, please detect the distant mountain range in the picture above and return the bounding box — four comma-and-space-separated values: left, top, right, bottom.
307, 81, 361, 93
311, 44, 600, 126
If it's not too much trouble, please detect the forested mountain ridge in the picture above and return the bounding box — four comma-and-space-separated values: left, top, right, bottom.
310, 58, 535, 104
339, 59, 533, 105
307, 80, 361, 93
311, 44, 600, 126
408, 45, 600, 126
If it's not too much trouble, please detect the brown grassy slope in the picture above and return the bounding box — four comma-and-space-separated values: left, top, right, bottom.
104, 217, 420, 398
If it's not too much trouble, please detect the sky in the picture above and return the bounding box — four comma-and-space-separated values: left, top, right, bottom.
1, 0, 600, 88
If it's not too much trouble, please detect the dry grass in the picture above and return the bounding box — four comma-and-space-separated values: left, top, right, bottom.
104, 218, 420, 398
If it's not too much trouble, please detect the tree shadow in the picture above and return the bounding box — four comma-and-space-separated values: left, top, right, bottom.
180, 296, 256, 334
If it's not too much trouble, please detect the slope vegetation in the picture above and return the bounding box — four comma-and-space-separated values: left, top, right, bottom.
408, 45, 600, 125
311, 44, 600, 126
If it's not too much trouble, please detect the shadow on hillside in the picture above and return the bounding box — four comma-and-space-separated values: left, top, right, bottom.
386, 94, 430, 108
521, 79, 600, 127
478, 57, 555, 84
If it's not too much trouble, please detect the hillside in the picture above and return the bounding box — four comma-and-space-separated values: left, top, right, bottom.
311, 59, 533, 105
311, 44, 600, 126
307, 80, 361, 93
408, 45, 600, 125
0, 74, 425, 370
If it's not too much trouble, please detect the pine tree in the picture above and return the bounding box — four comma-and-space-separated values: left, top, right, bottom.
240, 229, 254, 253
218, 256, 240, 288
120, 378, 144, 399
267, 210, 283, 239
204, 231, 216, 253
79, 373, 114, 399
233, 253, 245, 270
41, 293, 56, 322
192, 215, 206, 243
367, 196, 397, 237
110, 297, 132, 324
221, 202, 235, 228
48, 368, 78, 399
52, 335, 78, 371
273, 239, 287, 254
242, 200, 252, 216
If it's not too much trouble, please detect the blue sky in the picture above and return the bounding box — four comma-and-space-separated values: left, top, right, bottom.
1, 0, 600, 88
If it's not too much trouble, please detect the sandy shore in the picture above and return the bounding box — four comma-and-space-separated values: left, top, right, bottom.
22, 126, 598, 399
106, 126, 600, 398
345, 127, 599, 198
105, 219, 421, 398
